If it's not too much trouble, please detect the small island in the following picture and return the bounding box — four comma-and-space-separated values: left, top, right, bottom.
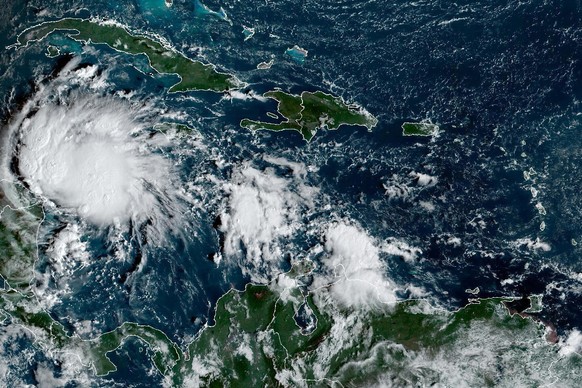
285, 45, 308, 63
402, 122, 439, 136
240, 90, 378, 141
15, 18, 241, 93
45, 45, 60, 57
256, 59, 274, 70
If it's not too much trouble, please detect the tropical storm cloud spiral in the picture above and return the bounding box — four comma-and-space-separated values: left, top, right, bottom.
0, 1, 581, 386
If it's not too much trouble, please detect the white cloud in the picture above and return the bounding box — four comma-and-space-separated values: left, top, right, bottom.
35, 365, 67, 388
320, 222, 400, 309
382, 238, 422, 263
219, 161, 317, 281
181, 354, 221, 388
383, 171, 439, 202
235, 334, 254, 363
382, 181, 412, 200
410, 171, 438, 187
222, 90, 267, 102
419, 200, 435, 211
275, 368, 308, 388
514, 237, 551, 252
272, 273, 300, 303
559, 329, 582, 357
446, 236, 462, 247
16, 95, 171, 225
47, 223, 90, 272
2, 61, 186, 235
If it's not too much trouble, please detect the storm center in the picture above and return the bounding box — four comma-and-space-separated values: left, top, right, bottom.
11, 94, 173, 225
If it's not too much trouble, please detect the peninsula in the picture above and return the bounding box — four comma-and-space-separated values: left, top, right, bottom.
240, 90, 378, 141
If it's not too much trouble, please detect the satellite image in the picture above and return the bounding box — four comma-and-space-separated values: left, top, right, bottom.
0, 0, 581, 386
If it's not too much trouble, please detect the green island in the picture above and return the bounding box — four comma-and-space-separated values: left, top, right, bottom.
152, 122, 198, 137
1, 23, 578, 384
402, 121, 439, 136
240, 90, 378, 141
15, 20, 380, 141
15, 18, 241, 93
45, 45, 60, 58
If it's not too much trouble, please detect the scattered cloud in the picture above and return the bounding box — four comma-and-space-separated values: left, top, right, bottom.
383, 238, 422, 263
218, 160, 318, 281
514, 237, 551, 252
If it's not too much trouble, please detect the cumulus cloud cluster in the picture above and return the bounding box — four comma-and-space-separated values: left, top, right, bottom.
217, 159, 423, 308
318, 222, 401, 309
218, 159, 318, 281
559, 329, 582, 357
382, 170, 439, 202
2, 58, 182, 229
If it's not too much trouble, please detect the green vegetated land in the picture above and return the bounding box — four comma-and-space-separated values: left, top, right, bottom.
46, 45, 60, 57
402, 122, 439, 136
86, 322, 182, 376
241, 90, 378, 141
152, 122, 198, 137
0, 261, 551, 387
16, 18, 240, 92
88, 283, 330, 386
0, 194, 557, 386
0, 183, 42, 290
0, 20, 567, 386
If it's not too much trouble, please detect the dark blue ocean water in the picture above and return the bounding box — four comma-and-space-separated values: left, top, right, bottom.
1, 0, 582, 384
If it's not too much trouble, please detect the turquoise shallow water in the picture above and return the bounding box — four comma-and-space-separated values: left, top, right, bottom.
0, 0, 581, 385
285, 46, 307, 63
